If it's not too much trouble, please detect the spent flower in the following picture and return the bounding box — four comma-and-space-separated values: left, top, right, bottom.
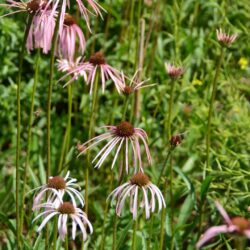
216, 29, 237, 46
108, 172, 165, 219
165, 63, 184, 79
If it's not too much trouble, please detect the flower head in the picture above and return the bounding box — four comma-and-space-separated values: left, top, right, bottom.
31, 171, 84, 209
165, 63, 184, 79
170, 133, 185, 147
108, 172, 165, 219
216, 29, 237, 46
120, 69, 154, 95
57, 13, 85, 61
78, 121, 152, 172
196, 201, 250, 248
33, 201, 93, 241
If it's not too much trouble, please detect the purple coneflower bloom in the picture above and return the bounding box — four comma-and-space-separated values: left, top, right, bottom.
108, 172, 165, 219
27, 9, 56, 53
32, 171, 84, 209
165, 63, 184, 79
33, 201, 93, 241
216, 29, 237, 46
57, 13, 85, 61
196, 201, 250, 248
78, 121, 152, 172
120, 69, 154, 95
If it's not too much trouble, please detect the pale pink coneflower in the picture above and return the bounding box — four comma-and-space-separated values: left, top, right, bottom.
57, 57, 92, 87
0, 0, 46, 17
26, 9, 56, 53
108, 172, 165, 220
120, 69, 155, 95
196, 201, 250, 249
33, 201, 93, 241
165, 63, 184, 79
57, 13, 85, 61
216, 29, 237, 46
31, 171, 84, 209
78, 121, 152, 172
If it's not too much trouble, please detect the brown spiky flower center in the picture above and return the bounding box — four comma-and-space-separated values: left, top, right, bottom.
130, 172, 150, 187
123, 86, 134, 95
115, 121, 134, 137
64, 13, 76, 26
26, 0, 43, 13
47, 176, 66, 190
58, 202, 75, 214
231, 217, 250, 233
89, 52, 106, 65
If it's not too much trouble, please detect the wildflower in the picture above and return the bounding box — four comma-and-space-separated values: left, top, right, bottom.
120, 69, 154, 95
238, 57, 248, 70
33, 201, 93, 241
57, 57, 92, 87
0, 0, 46, 17
57, 13, 85, 61
165, 63, 184, 79
216, 29, 237, 47
78, 121, 152, 172
196, 201, 250, 248
192, 79, 203, 86
26, 9, 56, 53
32, 171, 84, 209
108, 172, 165, 219
170, 134, 184, 147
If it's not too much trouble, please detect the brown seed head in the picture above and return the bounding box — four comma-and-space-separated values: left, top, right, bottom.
26, 0, 44, 13
64, 13, 76, 26
130, 172, 150, 187
58, 202, 75, 214
115, 121, 134, 137
89, 52, 106, 65
47, 176, 66, 190
170, 134, 184, 147
123, 86, 134, 95
231, 217, 250, 233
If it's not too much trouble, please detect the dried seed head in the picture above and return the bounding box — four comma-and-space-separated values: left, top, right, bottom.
26, 0, 44, 13
170, 134, 184, 146
89, 52, 106, 65
64, 13, 76, 26
47, 176, 66, 190
122, 86, 134, 95
115, 121, 134, 137
130, 172, 150, 187
231, 217, 250, 233
58, 202, 75, 214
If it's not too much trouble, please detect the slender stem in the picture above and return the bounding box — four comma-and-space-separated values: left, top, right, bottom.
122, 95, 130, 121
20, 49, 40, 234
131, 203, 139, 250
85, 72, 99, 214
53, 217, 58, 250
65, 234, 69, 250
112, 214, 118, 250
58, 85, 72, 172
205, 47, 224, 179
16, 14, 33, 249
160, 79, 176, 250
46, 5, 62, 250
100, 173, 114, 250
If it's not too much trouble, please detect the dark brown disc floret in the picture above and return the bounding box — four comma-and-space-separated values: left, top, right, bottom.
64, 13, 76, 26
58, 202, 75, 214
130, 172, 150, 187
47, 176, 66, 190
89, 52, 106, 65
123, 86, 134, 95
231, 217, 250, 233
115, 121, 134, 137
27, 0, 46, 13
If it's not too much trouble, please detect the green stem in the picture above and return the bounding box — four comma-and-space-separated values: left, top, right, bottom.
58, 85, 72, 172
16, 14, 33, 249
100, 173, 114, 250
53, 217, 58, 250
65, 234, 69, 250
204, 47, 224, 179
85, 72, 99, 214
131, 205, 139, 250
122, 95, 130, 121
159, 179, 167, 250
112, 214, 118, 250
46, 5, 62, 250
20, 49, 40, 234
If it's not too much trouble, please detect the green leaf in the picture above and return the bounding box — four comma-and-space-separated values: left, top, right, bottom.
200, 176, 213, 204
